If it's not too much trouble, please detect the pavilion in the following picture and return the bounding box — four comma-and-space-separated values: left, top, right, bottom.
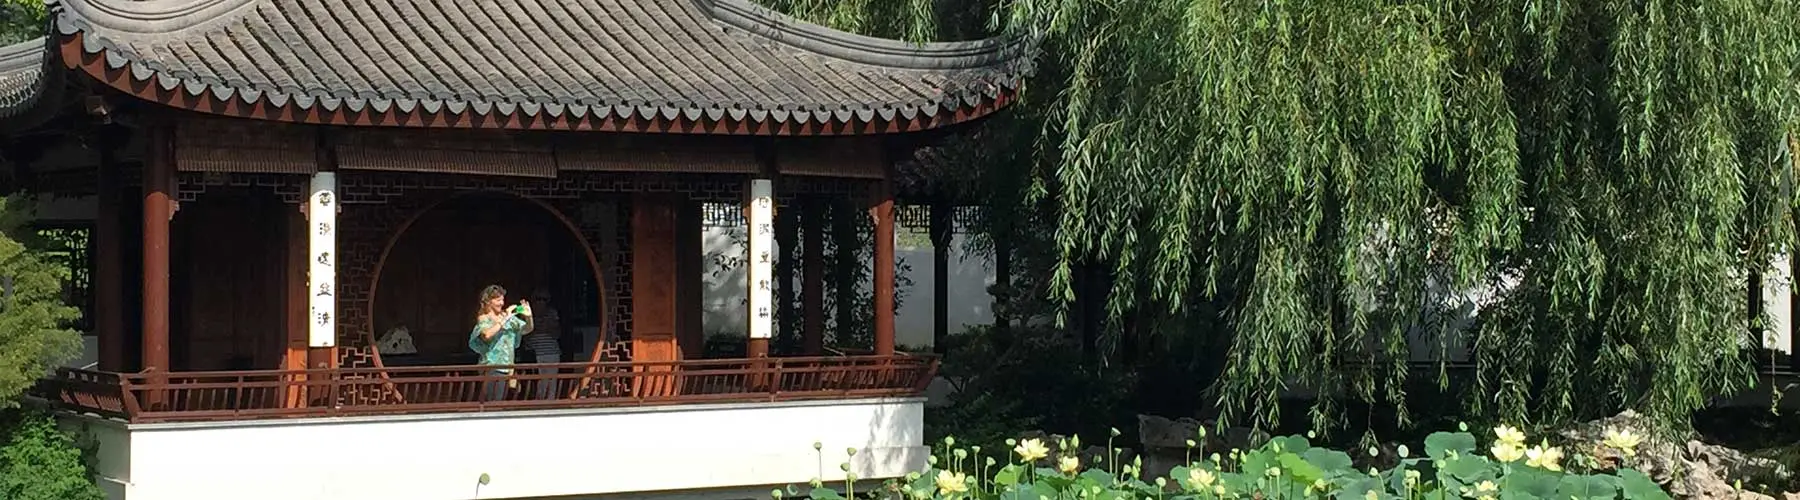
0, 0, 1032, 498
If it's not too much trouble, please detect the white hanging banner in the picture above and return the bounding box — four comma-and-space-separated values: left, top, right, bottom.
746, 179, 775, 340
308, 172, 338, 348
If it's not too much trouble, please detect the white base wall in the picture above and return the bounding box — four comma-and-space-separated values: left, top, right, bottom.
57, 398, 928, 500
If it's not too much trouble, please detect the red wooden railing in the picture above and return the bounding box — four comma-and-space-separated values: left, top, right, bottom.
31, 355, 937, 424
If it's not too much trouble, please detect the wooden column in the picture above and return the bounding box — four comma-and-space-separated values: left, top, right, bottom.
284, 205, 308, 407
929, 200, 952, 354
746, 179, 775, 359
675, 199, 703, 360
632, 194, 681, 395
801, 199, 825, 355
871, 181, 896, 356
307, 137, 339, 370
775, 197, 799, 351
832, 202, 856, 348
94, 129, 126, 372
995, 239, 1012, 335
141, 125, 174, 377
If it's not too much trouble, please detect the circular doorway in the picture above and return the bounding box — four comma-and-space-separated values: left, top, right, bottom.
368, 192, 605, 366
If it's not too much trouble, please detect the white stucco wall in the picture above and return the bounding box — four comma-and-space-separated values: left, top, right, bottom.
57, 398, 928, 500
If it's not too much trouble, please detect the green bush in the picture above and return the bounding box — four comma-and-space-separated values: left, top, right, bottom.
785, 423, 1676, 499
0, 409, 103, 500
926, 326, 1135, 449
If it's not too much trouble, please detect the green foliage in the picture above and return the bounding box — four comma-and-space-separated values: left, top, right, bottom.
927, 327, 1135, 448
771, 0, 1800, 435
789, 424, 1673, 500
0, 0, 46, 45
0, 409, 103, 500
0, 195, 83, 406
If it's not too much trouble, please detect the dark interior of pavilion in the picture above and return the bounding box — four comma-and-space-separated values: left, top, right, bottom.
370, 192, 601, 367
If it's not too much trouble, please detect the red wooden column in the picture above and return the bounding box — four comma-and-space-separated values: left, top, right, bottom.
801, 199, 825, 355
675, 200, 703, 360
870, 180, 896, 356
93, 129, 125, 372
632, 193, 681, 396
142, 124, 175, 378
284, 204, 308, 407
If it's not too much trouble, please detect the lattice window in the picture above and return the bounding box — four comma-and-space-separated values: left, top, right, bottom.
701, 202, 746, 228
35, 225, 94, 332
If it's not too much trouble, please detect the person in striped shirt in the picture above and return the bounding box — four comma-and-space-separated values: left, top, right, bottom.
523, 288, 563, 400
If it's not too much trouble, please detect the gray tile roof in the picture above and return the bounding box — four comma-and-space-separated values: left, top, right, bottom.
0, 37, 51, 121
11, 0, 1032, 129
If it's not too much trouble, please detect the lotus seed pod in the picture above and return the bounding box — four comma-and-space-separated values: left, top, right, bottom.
813, 441, 823, 450
945, 436, 956, 446
1186, 439, 1197, 448
847, 447, 858, 456
840, 463, 851, 472
1110, 428, 1121, 437
770, 489, 783, 499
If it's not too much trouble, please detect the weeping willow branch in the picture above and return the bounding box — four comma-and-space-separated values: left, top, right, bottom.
766, 0, 1800, 433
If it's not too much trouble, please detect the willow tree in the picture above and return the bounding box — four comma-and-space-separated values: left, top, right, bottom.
771, 0, 1800, 433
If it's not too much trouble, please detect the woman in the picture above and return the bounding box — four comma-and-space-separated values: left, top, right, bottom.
469, 284, 533, 402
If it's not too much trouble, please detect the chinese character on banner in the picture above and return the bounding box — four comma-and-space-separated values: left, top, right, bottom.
756, 198, 771, 209
316, 191, 333, 207
316, 283, 332, 297
757, 307, 770, 319
317, 222, 333, 235
316, 311, 332, 326
759, 251, 771, 264
758, 279, 770, 290
758, 223, 772, 235
316, 252, 331, 266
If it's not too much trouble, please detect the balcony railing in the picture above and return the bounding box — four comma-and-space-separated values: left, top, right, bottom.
32, 355, 937, 424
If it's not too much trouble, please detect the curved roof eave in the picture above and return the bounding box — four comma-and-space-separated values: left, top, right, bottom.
0, 37, 64, 133
46, 0, 1039, 134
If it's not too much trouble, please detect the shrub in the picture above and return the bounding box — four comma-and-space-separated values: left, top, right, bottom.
0, 408, 103, 500
785, 423, 1673, 499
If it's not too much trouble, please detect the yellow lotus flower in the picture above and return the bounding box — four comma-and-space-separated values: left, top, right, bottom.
1524, 444, 1564, 472
1602, 428, 1642, 456
1491, 442, 1525, 462
1494, 425, 1527, 446
1014, 438, 1049, 462
934, 470, 968, 495
1058, 456, 1081, 475
1475, 480, 1498, 493
1365, 490, 1379, 500
1185, 468, 1217, 491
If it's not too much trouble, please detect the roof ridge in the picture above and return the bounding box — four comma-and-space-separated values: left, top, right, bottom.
698, 0, 1033, 71
0, 38, 48, 73
53, 0, 260, 35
